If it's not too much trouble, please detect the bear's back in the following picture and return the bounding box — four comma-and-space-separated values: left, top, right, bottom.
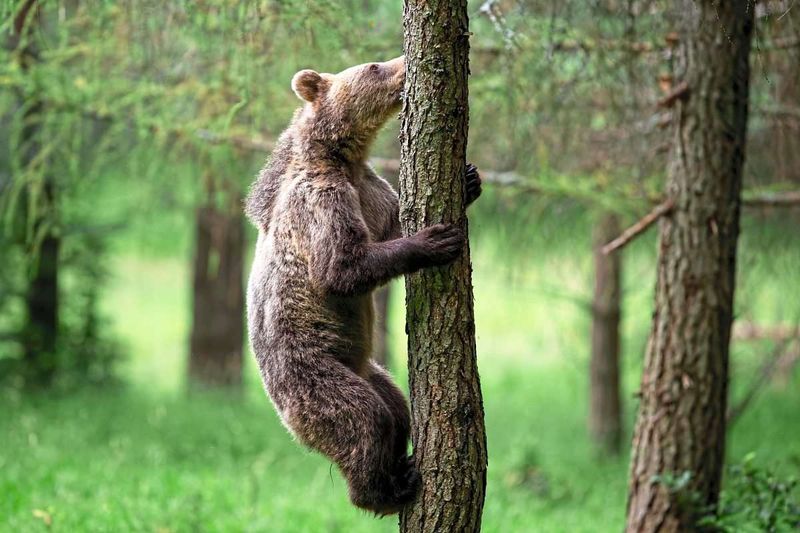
247, 171, 377, 375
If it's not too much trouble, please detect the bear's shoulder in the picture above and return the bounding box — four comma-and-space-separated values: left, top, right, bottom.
296, 167, 355, 195
274, 169, 358, 216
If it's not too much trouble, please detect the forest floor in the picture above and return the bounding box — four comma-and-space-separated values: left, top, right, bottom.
2, 200, 799, 532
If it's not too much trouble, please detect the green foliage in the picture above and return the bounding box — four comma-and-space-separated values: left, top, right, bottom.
651, 457, 800, 533
651, 470, 716, 527
711, 455, 800, 533
0, 231, 124, 387
57, 231, 126, 385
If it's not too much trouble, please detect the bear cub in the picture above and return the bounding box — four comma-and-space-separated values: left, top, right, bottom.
245, 56, 481, 515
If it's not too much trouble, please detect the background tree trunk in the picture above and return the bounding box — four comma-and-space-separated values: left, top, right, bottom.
23, 219, 59, 385
14, 0, 59, 386
626, 2, 754, 531
373, 169, 400, 369
589, 212, 622, 456
373, 285, 391, 368
399, 1, 487, 531
188, 204, 244, 388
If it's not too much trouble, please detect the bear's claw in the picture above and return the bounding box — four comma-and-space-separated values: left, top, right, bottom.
465, 163, 482, 205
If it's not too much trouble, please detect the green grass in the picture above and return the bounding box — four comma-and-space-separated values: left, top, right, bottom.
2, 198, 799, 531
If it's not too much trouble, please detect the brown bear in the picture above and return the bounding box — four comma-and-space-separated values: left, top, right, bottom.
245, 56, 481, 515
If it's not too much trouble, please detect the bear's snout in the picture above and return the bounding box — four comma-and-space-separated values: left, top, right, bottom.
383, 56, 405, 83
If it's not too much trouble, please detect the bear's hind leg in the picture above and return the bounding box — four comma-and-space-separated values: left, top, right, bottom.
365, 362, 418, 503
279, 358, 412, 515
367, 361, 419, 486
366, 362, 411, 456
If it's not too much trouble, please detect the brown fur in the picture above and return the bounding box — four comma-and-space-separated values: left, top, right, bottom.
245, 56, 481, 515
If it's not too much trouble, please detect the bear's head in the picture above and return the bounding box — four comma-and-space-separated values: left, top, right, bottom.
291, 56, 405, 159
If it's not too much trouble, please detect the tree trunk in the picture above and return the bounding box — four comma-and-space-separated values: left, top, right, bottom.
23, 216, 59, 385
188, 204, 245, 388
589, 212, 622, 456
373, 285, 391, 368
626, 2, 754, 531
399, 1, 487, 532
14, 0, 59, 386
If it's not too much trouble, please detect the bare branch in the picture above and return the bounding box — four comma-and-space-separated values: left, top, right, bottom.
727, 338, 800, 425
742, 190, 800, 207
732, 322, 800, 341
368, 156, 399, 174
195, 129, 273, 152
757, 105, 800, 119
727, 320, 800, 424
657, 81, 690, 108
762, 35, 800, 50
189, 130, 800, 211
601, 198, 675, 255
549, 38, 660, 54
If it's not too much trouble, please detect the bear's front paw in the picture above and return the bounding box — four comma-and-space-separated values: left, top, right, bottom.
414, 223, 465, 267
465, 163, 482, 206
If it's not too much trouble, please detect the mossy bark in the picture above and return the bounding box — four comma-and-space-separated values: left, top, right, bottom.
399, 1, 487, 532
625, 2, 754, 531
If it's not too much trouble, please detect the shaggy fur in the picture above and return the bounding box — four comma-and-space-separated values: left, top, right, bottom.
245, 56, 482, 515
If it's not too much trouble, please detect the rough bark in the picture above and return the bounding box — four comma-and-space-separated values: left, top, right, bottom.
626, 2, 754, 531
373, 285, 391, 368
188, 204, 245, 387
589, 212, 622, 456
399, 1, 487, 531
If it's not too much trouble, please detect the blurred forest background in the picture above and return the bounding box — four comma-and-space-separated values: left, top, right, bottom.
1, 0, 799, 531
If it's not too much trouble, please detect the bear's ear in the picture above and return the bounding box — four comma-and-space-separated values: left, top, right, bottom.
291, 69, 325, 102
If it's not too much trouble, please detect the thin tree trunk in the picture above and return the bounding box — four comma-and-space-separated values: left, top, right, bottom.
399, 1, 487, 531
188, 204, 245, 387
626, 2, 754, 531
373, 285, 391, 368
589, 212, 622, 456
